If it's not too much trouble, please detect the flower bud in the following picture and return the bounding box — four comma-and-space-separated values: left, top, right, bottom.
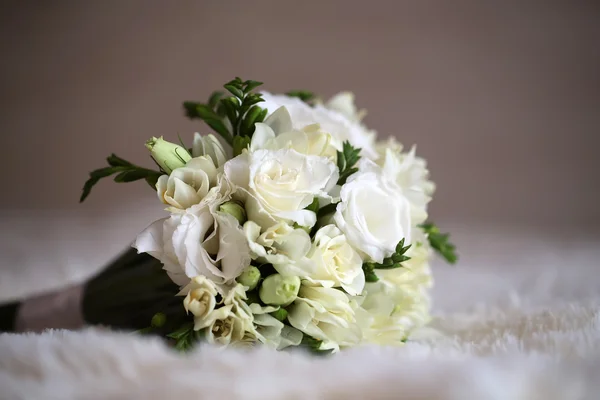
219, 201, 247, 225
271, 308, 288, 322
259, 274, 300, 306
237, 266, 260, 290
145, 136, 191, 174
150, 312, 166, 328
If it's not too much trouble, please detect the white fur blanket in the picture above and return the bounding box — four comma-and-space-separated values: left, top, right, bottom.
1, 222, 599, 399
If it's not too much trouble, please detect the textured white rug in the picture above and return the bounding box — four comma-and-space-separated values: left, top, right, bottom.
1, 216, 599, 399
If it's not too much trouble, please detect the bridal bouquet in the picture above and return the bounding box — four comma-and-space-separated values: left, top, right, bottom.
81, 78, 456, 353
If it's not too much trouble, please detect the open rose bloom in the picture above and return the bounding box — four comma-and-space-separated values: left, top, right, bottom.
80, 78, 456, 353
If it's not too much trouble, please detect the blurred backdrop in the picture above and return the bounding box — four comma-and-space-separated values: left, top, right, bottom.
1, 1, 599, 301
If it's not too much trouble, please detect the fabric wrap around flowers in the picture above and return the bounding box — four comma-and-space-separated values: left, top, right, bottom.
80, 78, 457, 353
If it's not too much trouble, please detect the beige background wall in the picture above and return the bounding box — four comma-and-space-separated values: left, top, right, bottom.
1, 1, 599, 229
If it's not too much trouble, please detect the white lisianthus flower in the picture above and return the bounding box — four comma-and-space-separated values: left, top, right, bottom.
261, 92, 378, 160
156, 156, 219, 211
287, 286, 361, 352
334, 160, 412, 263
302, 225, 365, 296
225, 148, 338, 228
357, 233, 433, 345
179, 276, 220, 330
192, 133, 228, 168
376, 138, 435, 225
134, 178, 251, 285
243, 221, 312, 274
251, 106, 338, 159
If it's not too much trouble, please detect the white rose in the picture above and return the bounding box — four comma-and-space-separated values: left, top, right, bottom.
179, 276, 220, 330
134, 178, 251, 285
251, 106, 338, 159
261, 92, 378, 160
287, 286, 361, 352
156, 156, 219, 211
225, 148, 338, 228
243, 221, 312, 275
357, 233, 433, 345
334, 160, 412, 263
302, 224, 365, 296
377, 140, 435, 225
192, 133, 228, 167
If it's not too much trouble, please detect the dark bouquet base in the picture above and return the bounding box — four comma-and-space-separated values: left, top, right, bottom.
82, 248, 186, 335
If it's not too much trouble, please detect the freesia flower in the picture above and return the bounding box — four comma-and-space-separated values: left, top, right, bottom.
156, 156, 219, 211
192, 133, 228, 168
179, 276, 220, 330
287, 286, 361, 352
250, 106, 338, 159
261, 92, 378, 159
357, 232, 433, 345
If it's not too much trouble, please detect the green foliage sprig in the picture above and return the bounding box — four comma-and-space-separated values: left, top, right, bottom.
166, 323, 204, 352
362, 239, 412, 283
184, 78, 268, 147
420, 223, 458, 264
336, 141, 361, 185
286, 90, 316, 105
80, 154, 163, 203
298, 334, 333, 356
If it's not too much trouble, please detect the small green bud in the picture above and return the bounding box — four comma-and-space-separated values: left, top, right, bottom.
145, 136, 191, 174
271, 308, 288, 322
151, 312, 166, 328
237, 266, 260, 290
219, 201, 247, 225
293, 222, 311, 234
259, 274, 301, 306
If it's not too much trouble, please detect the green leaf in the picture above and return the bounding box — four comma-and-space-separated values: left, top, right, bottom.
114, 169, 152, 183
208, 91, 224, 110
363, 238, 412, 271
240, 105, 266, 137
316, 202, 338, 218
286, 90, 315, 104
336, 141, 361, 185
243, 80, 264, 93
420, 223, 458, 264
106, 154, 132, 167
166, 323, 193, 340
255, 107, 268, 124
166, 322, 205, 352
224, 83, 244, 99
221, 97, 240, 127
80, 156, 164, 203
240, 93, 264, 116
184, 102, 233, 145
304, 197, 320, 214
298, 334, 333, 356
233, 135, 251, 157
145, 174, 160, 189
362, 263, 379, 282
271, 308, 288, 322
